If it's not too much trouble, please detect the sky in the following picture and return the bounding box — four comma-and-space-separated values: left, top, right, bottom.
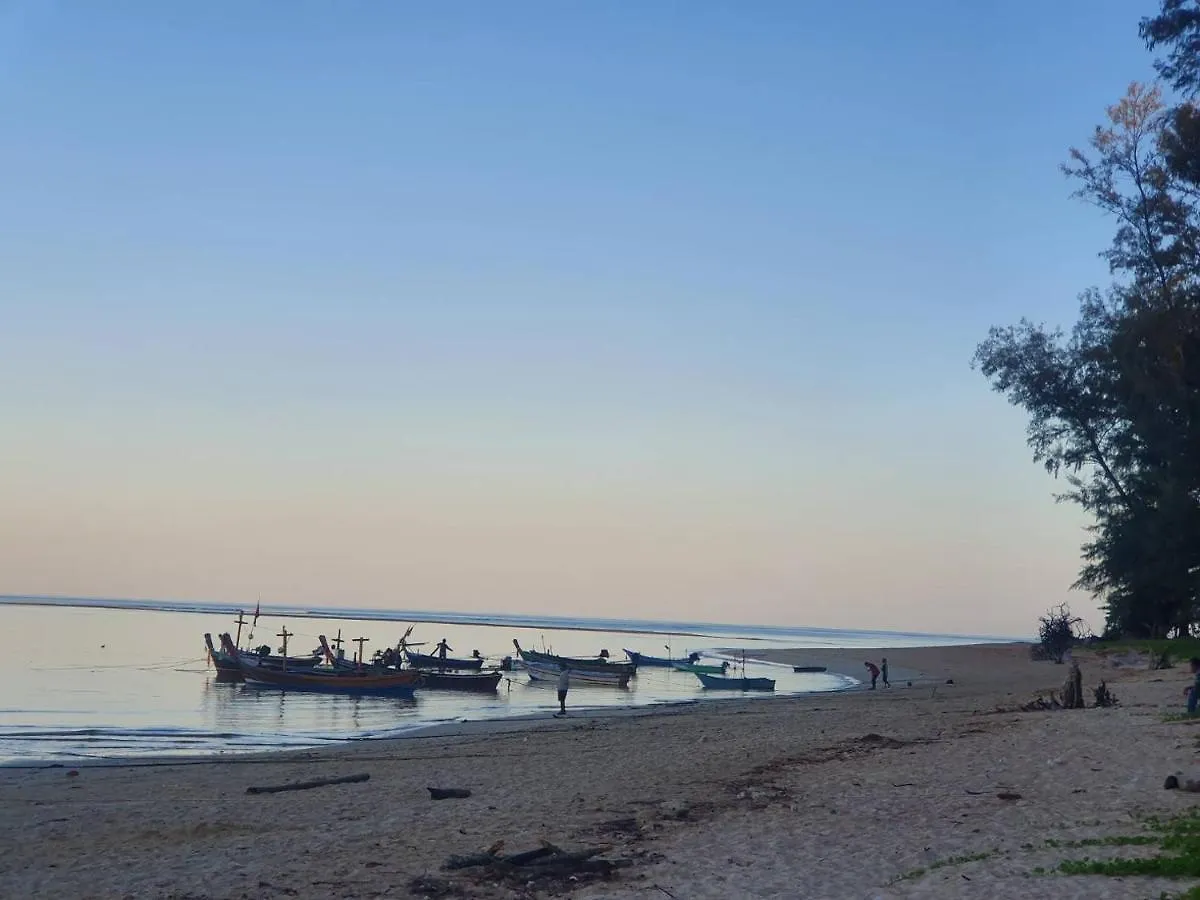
0, 0, 1165, 636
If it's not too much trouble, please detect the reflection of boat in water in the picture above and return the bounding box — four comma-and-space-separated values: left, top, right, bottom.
513, 640, 636, 677
694, 672, 775, 692
520, 657, 632, 688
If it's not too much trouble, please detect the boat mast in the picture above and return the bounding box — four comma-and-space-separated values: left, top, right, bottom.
353, 636, 369, 669
277, 626, 292, 672
234, 610, 248, 649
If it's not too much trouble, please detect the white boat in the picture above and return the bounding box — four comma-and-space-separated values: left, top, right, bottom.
521, 657, 631, 688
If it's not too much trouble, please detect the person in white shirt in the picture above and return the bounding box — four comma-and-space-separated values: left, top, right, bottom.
556, 664, 570, 716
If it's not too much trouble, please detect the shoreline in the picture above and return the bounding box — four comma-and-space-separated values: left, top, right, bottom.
10, 641, 1195, 899
0, 643, 1023, 770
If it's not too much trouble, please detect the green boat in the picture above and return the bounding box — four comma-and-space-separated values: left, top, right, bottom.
672, 660, 730, 675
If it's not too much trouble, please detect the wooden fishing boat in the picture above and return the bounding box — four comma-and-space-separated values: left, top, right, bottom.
520, 657, 632, 688
206, 633, 321, 680
625, 649, 699, 668
793, 665, 827, 673
513, 640, 636, 676
671, 660, 730, 675
694, 672, 775, 691
403, 649, 485, 671
418, 670, 503, 691
232, 649, 421, 696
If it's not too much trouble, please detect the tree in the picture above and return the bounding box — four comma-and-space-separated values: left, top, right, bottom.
1037, 603, 1083, 664
1142, 1, 1200, 96
975, 74, 1200, 638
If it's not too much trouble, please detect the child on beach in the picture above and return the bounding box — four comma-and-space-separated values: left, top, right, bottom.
1185, 658, 1200, 714
865, 661, 880, 690
881, 657, 890, 688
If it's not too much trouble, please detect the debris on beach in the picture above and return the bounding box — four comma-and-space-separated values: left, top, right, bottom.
1163, 774, 1200, 791
438, 840, 629, 892
428, 786, 472, 800
245, 772, 369, 795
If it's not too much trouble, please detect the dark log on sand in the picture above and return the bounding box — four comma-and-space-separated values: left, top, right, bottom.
428, 786, 472, 800
246, 773, 370, 795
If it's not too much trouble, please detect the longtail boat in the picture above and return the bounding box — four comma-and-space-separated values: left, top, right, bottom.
521, 657, 631, 688
418, 670, 503, 691
232, 645, 421, 696
403, 649, 485, 671
238, 662, 421, 696
625, 649, 699, 668
671, 660, 730, 675
206, 633, 321, 680
694, 672, 775, 691
512, 640, 636, 676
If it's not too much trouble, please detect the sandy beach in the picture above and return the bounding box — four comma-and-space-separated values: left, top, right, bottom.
3, 643, 1199, 899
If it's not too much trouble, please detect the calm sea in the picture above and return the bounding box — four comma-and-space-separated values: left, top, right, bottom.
0, 598, 1006, 764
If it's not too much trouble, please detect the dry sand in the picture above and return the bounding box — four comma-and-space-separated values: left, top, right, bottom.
3, 643, 1199, 899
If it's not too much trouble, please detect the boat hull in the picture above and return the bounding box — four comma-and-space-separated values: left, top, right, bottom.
625, 650, 695, 668
404, 650, 485, 671
671, 662, 729, 675
695, 672, 775, 691
521, 658, 631, 688
236, 657, 420, 696
515, 644, 635, 676
793, 666, 827, 673
207, 633, 320, 680
418, 671, 502, 691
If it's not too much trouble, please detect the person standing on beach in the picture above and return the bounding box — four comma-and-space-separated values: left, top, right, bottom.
556, 664, 570, 716
865, 661, 880, 690
881, 657, 890, 688
1185, 658, 1200, 714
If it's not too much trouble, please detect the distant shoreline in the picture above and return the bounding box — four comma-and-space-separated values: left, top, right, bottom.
0, 593, 1020, 644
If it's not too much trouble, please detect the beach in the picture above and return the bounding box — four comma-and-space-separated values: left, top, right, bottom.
3, 642, 1197, 899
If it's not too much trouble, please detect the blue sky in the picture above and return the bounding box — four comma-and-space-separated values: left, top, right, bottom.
0, 1, 1162, 635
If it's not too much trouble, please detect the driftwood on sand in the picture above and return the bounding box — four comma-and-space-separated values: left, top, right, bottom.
428, 787, 472, 800
442, 840, 622, 878
246, 773, 370, 795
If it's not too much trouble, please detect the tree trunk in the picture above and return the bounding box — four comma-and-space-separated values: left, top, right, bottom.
1062, 662, 1084, 709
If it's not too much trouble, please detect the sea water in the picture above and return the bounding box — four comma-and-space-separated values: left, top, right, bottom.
0, 598, 1004, 763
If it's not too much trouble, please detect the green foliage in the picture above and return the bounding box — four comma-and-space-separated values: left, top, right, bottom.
975, 10, 1200, 639
1096, 637, 1200, 663
1058, 808, 1200, 880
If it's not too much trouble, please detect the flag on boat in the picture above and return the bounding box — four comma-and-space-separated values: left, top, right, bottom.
253, 600, 260, 626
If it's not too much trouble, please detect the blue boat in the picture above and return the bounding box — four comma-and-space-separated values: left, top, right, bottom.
624, 649, 700, 668
694, 672, 775, 691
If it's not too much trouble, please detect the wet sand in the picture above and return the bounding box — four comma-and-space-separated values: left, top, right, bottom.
3, 643, 1198, 899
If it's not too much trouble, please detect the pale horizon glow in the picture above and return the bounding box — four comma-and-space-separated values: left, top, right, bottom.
0, 1, 1155, 637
